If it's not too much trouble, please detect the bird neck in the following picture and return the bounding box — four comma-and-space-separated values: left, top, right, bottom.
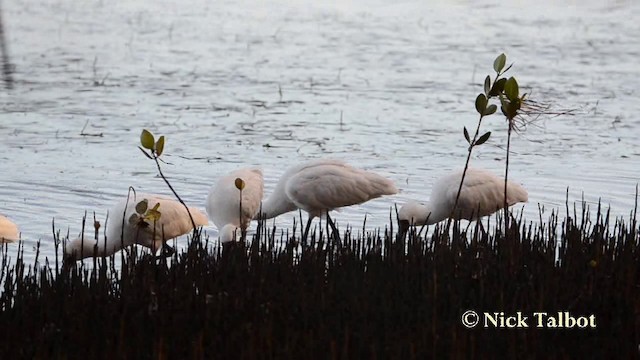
66, 235, 116, 260
419, 202, 447, 226
257, 192, 297, 220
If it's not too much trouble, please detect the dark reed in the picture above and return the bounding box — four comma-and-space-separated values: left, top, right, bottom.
0, 203, 638, 359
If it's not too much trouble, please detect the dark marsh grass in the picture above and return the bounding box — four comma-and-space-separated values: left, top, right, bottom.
0, 205, 639, 359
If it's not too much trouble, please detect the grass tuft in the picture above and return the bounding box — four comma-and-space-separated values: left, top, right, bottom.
0, 203, 639, 358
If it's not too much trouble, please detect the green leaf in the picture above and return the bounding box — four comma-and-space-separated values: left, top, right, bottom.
475, 94, 487, 115
501, 99, 519, 120
151, 203, 161, 212
484, 104, 498, 116
140, 129, 155, 150
504, 77, 519, 101
493, 53, 506, 74
508, 101, 521, 120
128, 213, 139, 225
135, 199, 148, 215
145, 209, 162, 222
155, 136, 165, 157
483, 75, 491, 95
235, 178, 246, 191
475, 131, 491, 146
463, 127, 470, 144
489, 78, 507, 97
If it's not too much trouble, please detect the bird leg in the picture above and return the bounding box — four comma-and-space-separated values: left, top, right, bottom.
326, 212, 340, 242
303, 216, 314, 242
478, 218, 487, 236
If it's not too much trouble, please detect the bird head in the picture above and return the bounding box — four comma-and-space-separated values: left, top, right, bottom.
397, 201, 430, 240
63, 235, 97, 264
219, 224, 240, 244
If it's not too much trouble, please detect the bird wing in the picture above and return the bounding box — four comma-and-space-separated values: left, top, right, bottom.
119, 194, 202, 248
0, 215, 19, 242
443, 169, 526, 219
260, 160, 354, 219
151, 199, 201, 240
285, 163, 396, 217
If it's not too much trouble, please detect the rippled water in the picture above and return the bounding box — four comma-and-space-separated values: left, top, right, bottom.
1, 0, 639, 262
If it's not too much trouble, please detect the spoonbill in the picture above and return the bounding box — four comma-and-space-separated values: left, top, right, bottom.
0, 214, 19, 243
64, 193, 208, 261
397, 168, 528, 238
256, 159, 398, 239
206, 167, 264, 243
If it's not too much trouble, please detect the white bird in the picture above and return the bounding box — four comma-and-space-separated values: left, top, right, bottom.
397, 168, 528, 237
64, 193, 208, 261
256, 159, 398, 239
0, 214, 19, 243
206, 167, 264, 244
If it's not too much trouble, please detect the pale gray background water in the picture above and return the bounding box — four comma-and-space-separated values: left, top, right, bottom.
1, 0, 639, 262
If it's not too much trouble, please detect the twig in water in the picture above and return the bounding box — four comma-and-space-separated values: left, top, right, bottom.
80, 120, 104, 137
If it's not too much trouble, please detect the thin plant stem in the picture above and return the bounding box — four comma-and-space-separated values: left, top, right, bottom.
504, 121, 513, 233
446, 113, 485, 232
152, 154, 198, 232
239, 188, 245, 241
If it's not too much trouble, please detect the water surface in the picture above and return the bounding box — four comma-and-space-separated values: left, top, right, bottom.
1, 0, 639, 263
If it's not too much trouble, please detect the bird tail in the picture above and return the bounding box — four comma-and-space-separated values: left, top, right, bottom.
368, 174, 399, 198
506, 182, 528, 205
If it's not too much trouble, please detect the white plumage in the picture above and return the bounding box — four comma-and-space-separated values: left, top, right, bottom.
398, 168, 528, 234
0, 214, 19, 243
206, 167, 264, 243
65, 193, 208, 260
257, 159, 398, 238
